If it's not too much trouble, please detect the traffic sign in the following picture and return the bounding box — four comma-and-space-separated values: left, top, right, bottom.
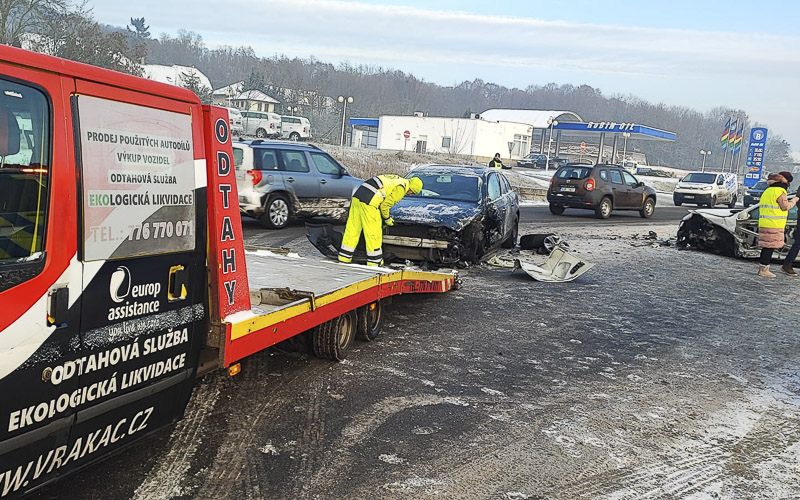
580, 141, 586, 152
403, 130, 410, 139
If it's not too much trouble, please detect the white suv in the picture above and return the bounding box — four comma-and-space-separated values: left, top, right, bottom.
242, 110, 282, 139
280, 115, 312, 141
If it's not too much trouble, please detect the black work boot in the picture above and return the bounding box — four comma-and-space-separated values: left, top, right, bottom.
781, 263, 797, 276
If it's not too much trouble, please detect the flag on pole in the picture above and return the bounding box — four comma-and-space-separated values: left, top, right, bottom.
728, 118, 738, 150
733, 122, 744, 154
720, 118, 730, 151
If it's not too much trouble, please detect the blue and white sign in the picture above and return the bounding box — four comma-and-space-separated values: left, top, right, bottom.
744, 127, 768, 188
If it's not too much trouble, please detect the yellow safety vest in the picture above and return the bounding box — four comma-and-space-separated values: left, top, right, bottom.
758, 185, 788, 229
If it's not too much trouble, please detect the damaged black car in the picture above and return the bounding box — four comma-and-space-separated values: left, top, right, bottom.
381, 165, 520, 265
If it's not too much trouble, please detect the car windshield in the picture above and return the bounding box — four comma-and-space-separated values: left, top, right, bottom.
683, 173, 716, 183
556, 166, 592, 180
750, 181, 768, 190
408, 173, 482, 203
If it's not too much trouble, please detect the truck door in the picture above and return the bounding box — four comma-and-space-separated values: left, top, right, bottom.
0, 68, 83, 495
66, 84, 207, 481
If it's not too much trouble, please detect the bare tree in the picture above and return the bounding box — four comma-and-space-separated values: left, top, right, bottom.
0, 0, 66, 46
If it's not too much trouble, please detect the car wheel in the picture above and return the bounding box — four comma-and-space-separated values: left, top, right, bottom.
595, 197, 612, 219
728, 195, 737, 209
549, 203, 564, 215
639, 197, 655, 219
255, 128, 267, 138
289, 132, 300, 142
356, 301, 383, 342
708, 196, 717, 208
501, 216, 519, 248
260, 194, 290, 229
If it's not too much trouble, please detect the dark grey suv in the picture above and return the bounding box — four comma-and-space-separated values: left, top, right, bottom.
234, 140, 363, 229
547, 163, 657, 219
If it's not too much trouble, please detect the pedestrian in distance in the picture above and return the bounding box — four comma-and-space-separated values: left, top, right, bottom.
757, 172, 798, 278
778, 171, 800, 276
488, 153, 504, 169
338, 174, 423, 266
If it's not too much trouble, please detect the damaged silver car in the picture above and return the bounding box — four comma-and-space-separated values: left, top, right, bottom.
677, 204, 798, 258
382, 165, 520, 265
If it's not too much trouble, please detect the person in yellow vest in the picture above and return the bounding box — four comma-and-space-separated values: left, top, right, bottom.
757, 172, 798, 277
338, 174, 423, 266
488, 153, 504, 169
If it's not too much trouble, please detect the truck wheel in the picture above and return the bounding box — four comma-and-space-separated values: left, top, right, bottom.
357, 301, 383, 341
256, 128, 267, 138
289, 132, 300, 142
260, 194, 290, 229
313, 310, 356, 361
595, 197, 612, 219
549, 203, 564, 215
708, 196, 717, 208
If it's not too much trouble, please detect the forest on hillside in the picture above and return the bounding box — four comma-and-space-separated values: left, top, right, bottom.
4, 1, 793, 170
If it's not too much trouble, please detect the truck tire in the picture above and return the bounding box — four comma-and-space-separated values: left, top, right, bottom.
313, 310, 355, 361
260, 194, 290, 229
357, 301, 383, 341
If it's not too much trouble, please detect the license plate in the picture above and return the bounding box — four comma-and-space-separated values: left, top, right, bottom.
684, 195, 694, 199
560, 186, 576, 193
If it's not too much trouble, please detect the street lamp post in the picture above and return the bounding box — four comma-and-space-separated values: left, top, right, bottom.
621, 132, 631, 163
287, 105, 298, 116
546, 117, 558, 172
700, 150, 712, 172
337, 95, 353, 147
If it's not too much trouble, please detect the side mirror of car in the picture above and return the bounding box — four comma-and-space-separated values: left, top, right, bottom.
636, 181, 645, 188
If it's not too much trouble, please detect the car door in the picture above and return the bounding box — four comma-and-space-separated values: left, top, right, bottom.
309, 151, 357, 207
276, 149, 320, 205
497, 173, 517, 236
608, 169, 630, 208
622, 171, 645, 208
485, 172, 507, 247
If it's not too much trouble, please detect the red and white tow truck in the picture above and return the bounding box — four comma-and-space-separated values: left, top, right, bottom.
0, 46, 456, 498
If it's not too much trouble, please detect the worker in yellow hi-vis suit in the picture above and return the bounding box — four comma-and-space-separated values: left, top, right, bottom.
339, 175, 423, 266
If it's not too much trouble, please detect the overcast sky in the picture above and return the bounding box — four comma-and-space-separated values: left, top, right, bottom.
90, 0, 800, 150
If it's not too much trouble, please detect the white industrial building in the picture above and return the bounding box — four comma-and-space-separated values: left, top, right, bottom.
350, 109, 582, 162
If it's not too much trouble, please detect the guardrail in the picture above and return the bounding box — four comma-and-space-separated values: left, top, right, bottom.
513, 186, 548, 201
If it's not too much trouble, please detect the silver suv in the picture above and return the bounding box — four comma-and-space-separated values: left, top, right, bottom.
233, 140, 363, 229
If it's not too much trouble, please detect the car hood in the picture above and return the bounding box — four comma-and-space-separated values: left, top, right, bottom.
390, 198, 482, 231
681, 208, 740, 233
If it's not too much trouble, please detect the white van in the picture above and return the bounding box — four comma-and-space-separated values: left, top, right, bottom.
242, 110, 282, 139
226, 107, 244, 136
673, 171, 738, 208
280, 115, 312, 141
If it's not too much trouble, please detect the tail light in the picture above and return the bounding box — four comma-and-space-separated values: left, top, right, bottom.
247, 169, 262, 185
270, 123, 275, 129
549, 176, 555, 186
585, 178, 595, 191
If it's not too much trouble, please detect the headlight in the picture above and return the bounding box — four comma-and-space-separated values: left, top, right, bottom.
702, 186, 713, 191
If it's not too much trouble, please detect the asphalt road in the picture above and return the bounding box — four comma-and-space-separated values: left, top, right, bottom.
30, 209, 800, 499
